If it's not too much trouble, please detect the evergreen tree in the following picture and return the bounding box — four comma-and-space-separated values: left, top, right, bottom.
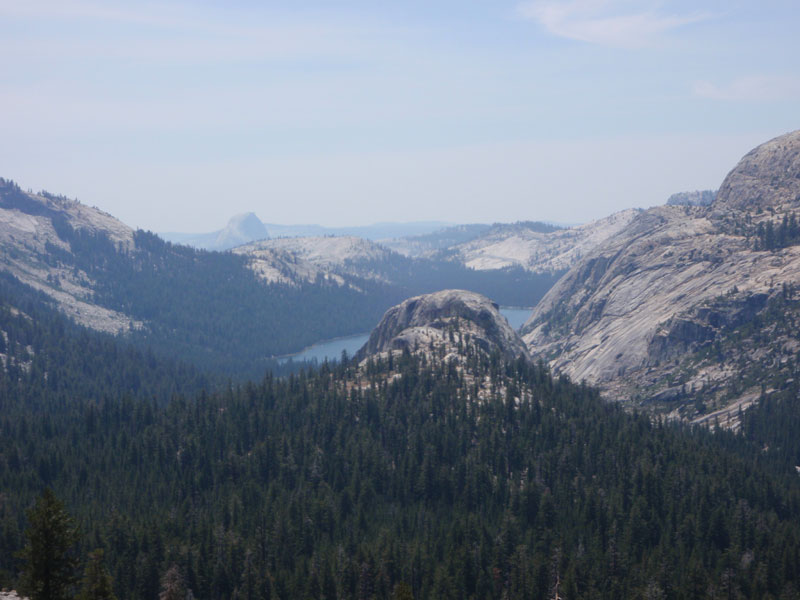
392, 581, 415, 600
159, 565, 187, 600
77, 550, 117, 600
17, 489, 80, 600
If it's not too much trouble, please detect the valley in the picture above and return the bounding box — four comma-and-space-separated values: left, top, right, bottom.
4, 3, 799, 599
0, 181, 559, 378
3, 130, 800, 600
4, 129, 800, 414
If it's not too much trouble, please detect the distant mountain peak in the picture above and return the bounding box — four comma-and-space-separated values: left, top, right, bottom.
228, 212, 267, 238
214, 212, 268, 250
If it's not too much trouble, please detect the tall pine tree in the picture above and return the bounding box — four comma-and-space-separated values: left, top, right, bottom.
77, 550, 117, 600
17, 489, 80, 600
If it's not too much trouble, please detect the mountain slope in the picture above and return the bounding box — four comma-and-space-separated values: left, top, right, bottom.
380, 223, 493, 257
440, 211, 640, 274
522, 130, 800, 422
0, 270, 211, 408
0, 179, 136, 333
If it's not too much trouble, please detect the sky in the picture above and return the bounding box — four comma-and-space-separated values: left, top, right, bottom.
1, 0, 799, 232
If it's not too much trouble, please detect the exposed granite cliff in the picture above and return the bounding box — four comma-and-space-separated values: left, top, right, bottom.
356, 289, 530, 363
521, 130, 800, 425
714, 132, 800, 213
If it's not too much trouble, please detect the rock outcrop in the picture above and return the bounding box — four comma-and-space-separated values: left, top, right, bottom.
521, 130, 800, 424
714, 131, 800, 213
666, 190, 716, 207
357, 289, 530, 362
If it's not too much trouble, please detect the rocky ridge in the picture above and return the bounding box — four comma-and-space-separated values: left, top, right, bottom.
444, 210, 640, 274
356, 289, 530, 363
233, 236, 394, 286
379, 224, 492, 258
521, 130, 800, 425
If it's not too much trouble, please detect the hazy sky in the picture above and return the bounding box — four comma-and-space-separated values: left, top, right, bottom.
2, 0, 798, 231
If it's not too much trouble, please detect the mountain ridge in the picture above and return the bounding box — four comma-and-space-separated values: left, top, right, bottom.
161, 219, 453, 249
437, 209, 640, 274
521, 129, 800, 424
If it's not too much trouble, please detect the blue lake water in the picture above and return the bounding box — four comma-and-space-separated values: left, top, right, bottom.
279, 306, 533, 364
277, 334, 371, 364
500, 307, 533, 330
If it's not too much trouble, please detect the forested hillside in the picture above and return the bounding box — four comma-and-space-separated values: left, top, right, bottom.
2, 342, 800, 599
48, 223, 398, 375
0, 272, 211, 409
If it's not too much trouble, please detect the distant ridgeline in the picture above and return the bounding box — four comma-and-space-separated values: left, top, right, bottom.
2, 334, 800, 598
0, 179, 558, 377
51, 225, 554, 376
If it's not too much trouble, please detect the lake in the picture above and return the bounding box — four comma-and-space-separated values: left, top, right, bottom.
500, 306, 533, 330
279, 306, 533, 364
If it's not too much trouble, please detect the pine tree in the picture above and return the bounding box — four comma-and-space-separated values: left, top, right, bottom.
76, 550, 117, 600
159, 564, 187, 600
17, 489, 80, 600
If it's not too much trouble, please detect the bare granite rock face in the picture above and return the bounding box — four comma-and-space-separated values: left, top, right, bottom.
714, 130, 800, 213
443, 210, 640, 274
356, 289, 530, 363
666, 190, 716, 207
521, 131, 800, 423
234, 236, 393, 286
